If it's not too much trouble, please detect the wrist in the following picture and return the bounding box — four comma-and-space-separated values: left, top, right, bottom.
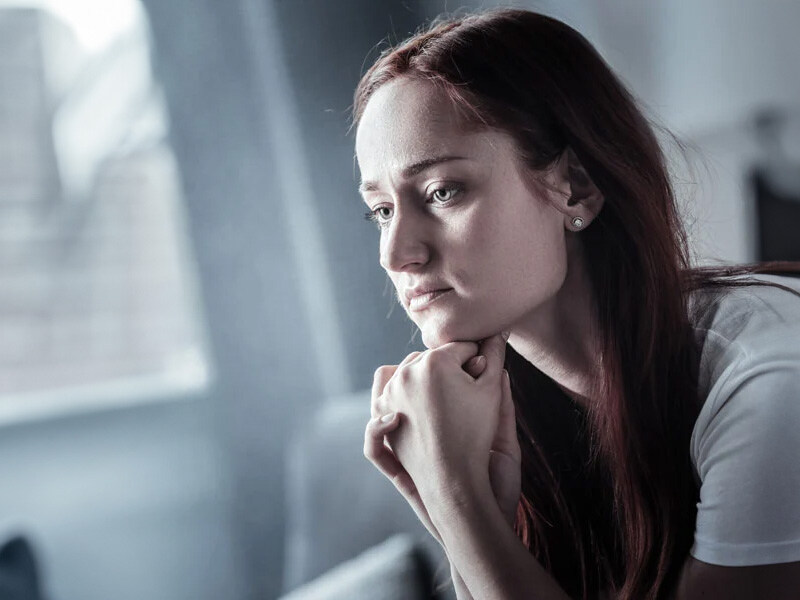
426, 470, 495, 533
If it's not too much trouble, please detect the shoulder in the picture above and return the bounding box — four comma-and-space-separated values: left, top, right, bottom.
689, 273, 800, 412
689, 273, 800, 351
686, 273, 800, 567
689, 273, 800, 462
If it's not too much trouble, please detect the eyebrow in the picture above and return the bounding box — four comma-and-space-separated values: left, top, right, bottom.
358, 155, 469, 194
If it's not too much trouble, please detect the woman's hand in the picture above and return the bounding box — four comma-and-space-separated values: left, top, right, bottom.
365, 333, 521, 529
364, 351, 445, 548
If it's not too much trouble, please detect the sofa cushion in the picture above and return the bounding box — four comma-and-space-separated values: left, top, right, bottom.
278, 534, 430, 600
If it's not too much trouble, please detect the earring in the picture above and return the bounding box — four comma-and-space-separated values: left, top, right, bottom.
571, 216, 585, 229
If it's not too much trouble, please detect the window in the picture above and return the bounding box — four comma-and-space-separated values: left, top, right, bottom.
0, 0, 210, 421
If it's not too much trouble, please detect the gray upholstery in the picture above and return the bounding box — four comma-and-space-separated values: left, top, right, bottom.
278, 534, 429, 600
282, 392, 455, 600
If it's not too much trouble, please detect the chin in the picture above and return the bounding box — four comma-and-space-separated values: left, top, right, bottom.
420, 329, 448, 349
419, 318, 491, 349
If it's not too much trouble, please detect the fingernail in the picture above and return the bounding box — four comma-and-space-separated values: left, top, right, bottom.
473, 355, 486, 368
380, 412, 397, 423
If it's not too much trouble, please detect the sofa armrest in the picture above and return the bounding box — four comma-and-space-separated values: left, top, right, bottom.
278, 534, 430, 600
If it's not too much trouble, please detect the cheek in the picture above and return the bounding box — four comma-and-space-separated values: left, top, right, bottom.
447, 204, 506, 280
472, 205, 567, 304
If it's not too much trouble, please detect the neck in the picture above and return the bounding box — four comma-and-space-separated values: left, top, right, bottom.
506, 235, 602, 407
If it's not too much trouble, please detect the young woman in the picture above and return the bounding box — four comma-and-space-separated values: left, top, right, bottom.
356, 8, 800, 600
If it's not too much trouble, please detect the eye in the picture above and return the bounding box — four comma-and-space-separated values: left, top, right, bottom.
363, 205, 393, 229
427, 185, 462, 205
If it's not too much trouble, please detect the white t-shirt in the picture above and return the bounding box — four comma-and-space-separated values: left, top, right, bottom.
689, 273, 800, 566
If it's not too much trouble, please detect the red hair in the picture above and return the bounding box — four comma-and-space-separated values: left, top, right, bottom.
353, 9, 800, 599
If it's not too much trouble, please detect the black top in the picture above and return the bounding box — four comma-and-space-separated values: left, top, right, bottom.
505, 344, 621, 598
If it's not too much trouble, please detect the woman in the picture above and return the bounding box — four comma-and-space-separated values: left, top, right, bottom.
356, 8, 800, 600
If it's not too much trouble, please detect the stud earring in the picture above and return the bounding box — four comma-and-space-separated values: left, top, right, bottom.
571, 216, 584, 229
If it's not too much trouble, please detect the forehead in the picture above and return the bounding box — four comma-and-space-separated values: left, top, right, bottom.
355, 78, 484, 173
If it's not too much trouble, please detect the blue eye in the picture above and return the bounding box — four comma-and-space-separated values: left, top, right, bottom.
362, 185, 463, 230
363, 206, 393, 229
427, 185, 462, 204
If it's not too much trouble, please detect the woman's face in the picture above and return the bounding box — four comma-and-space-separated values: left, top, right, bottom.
355, 77, 570, 349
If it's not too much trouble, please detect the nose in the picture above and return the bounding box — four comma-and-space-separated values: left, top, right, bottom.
379, 207, 430, 273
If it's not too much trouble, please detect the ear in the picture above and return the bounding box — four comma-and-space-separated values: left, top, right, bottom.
553, 146, 605, 231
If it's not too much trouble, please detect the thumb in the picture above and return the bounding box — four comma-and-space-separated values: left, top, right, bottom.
491, 369, 520, 462
477, 331, 509, 380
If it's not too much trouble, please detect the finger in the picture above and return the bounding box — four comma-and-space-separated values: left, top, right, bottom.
477, 332, 510, 379
362, 415, 444, 547
372, 365, 397, 399
400, 350, 427, 372
491, 369, 521, 461
372, 353, 421, 414
371, 365, 398, 418
431, 340, 480, 368
398, 351, 423, 369
463, 354, 487, 379
372, 352, 423, 418
363, 414, 417, 497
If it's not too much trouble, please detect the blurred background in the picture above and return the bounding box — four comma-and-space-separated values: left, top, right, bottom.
0, 1, 798, 599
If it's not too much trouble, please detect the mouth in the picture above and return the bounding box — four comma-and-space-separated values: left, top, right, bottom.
407, 288, 453, 312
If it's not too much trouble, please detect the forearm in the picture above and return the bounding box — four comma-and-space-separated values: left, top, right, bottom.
451, 562, 476, 600
429, 478, 571, 600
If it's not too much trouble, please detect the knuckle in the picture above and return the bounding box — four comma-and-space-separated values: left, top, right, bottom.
373, 365, 392, 382
396, 367, 412, 384
423, 350, 445, 370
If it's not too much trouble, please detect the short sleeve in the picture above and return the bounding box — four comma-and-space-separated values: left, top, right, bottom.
691, 356, 800, 566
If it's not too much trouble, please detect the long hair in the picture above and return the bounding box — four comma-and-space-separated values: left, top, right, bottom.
352, 9, 800, 599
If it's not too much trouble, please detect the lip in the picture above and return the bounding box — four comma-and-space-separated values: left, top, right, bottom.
404, 284, 450, 303
406, 288, 453, 311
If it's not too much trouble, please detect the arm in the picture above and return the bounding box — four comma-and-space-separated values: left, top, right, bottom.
429, 475, 571, 600
368, 341, 520, 600
450, 563, 476, 600
434, 478, 800, 600
674, 556, 800, 600
366, 405, 478, 599
674, 356, 800, 599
